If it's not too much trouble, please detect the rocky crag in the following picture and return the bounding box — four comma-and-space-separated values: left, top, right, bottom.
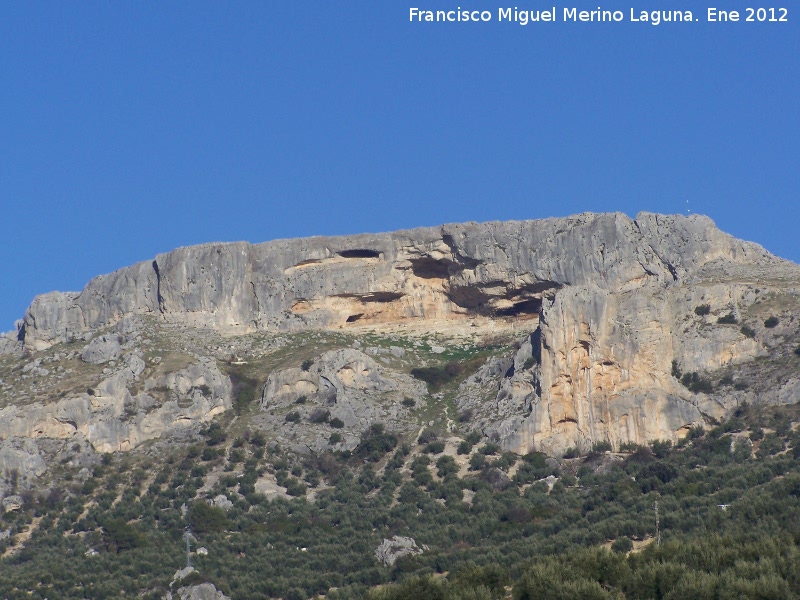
3, 211, 800, 493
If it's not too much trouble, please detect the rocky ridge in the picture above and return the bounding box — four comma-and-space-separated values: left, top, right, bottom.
2, 211, 800, 493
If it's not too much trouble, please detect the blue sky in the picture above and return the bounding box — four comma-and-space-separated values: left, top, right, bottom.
1, 2, 798, 330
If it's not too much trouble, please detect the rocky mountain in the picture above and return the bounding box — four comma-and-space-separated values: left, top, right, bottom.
2, 211, 800, 496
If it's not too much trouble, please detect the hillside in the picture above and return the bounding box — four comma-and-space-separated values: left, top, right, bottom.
2, 212, 800, 598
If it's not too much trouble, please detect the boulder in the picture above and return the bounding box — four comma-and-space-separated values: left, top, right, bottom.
375, 535, 427, 567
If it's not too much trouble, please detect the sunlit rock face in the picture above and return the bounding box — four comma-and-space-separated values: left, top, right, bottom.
5, 211, 800, 461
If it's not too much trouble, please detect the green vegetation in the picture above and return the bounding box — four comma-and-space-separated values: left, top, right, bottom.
764, 316, 780, 328
717, 312, 738, 325
5, 404, 800, 599
694, 304, 711, 316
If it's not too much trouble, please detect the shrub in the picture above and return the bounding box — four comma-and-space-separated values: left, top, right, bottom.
740, 325, 756, 338
329, 433, 342, 445
418, 428, 440, 445
469, 453, 486, 471
401, 397, 416, 408
309, 408, 330, 424
294, 395, 307, 404
459, 408, 474, 423
285, 411, 301, 423
425, 440, 446, 454
694, 304, 711, 316
611, 536, 633, 553
457, 440, 473, 455
717, 312, 738, 324
411, 361, 464, 391
329, 417, 345, 429
764, 316, 780, 328
592, 440, 612, 453
680, 372, 713, 394
201, 422, 226, 446
480, 443, 500, 456
466, 431, 482, 445
301, 359, 314, 371
189, 501, 229, 533
523, 357, 536, 370
228, 367, 259, 415
436, 455, 459, 478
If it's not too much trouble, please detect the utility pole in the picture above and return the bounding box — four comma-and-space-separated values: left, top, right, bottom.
183, 527, 195, 569
655, 499, 661, 547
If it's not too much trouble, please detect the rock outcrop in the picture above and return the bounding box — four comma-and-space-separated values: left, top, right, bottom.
3, 211, 800, 462
0, 356, 231, 454
15, 213, 781, 350
375, 535, 427, 566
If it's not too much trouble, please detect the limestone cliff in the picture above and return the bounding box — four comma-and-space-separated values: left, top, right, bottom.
2, 211, 800, 473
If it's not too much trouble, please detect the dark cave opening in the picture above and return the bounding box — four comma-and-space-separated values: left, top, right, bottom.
495, 298, 542, 318
338, 249, 381, 259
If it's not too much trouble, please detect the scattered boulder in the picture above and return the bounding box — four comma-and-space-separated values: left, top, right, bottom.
375, 535, 427, 567
2, 495, 23, 512
211, 495, 233, 511
81, 334, 123, 364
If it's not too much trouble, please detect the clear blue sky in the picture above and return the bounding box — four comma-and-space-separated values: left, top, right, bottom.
2, 2, 798, 330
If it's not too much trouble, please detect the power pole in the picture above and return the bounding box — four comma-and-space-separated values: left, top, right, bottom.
183, 527, 195, 569
655, 499, 661, 547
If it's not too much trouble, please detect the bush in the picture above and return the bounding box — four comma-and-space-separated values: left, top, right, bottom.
401, 397, 416, 408
294, 395, 307, 404
436, 455, 459, 478
201, 422, 226, 446
717, 312, 738, 324
189, 501, 230, 533
411, 361, 464, 391
457, 440, 473, 455
418, 428, 440, 445
329, 417, 345, 429
466, 431, 482, 445
309, 408, 330, 424
680, 372, 713, 394
285, 411, 301, 423
592, 440, 612, 453
694, 304, 711, 316
425, 440, 446, 454
611, 536, 633, 553
764, 316, 780, 328
480, 443, 500, 456
740, 325, 756, 338
469, 453, 486, 471
329, 433, 342, 445
459, 408, 474, 423
301, 359, 314, 371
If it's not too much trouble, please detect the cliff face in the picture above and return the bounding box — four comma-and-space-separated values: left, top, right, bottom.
3, 211, 800, 479
21, 212, 769, 348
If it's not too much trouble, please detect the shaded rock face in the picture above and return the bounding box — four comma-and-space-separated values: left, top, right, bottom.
4, 212, 800, 460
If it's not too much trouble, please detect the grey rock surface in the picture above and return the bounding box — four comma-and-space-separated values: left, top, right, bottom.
375, 535, 427, 566
81, 334, 123, 364
19, 213, 784, 349
7, 212, 800, 461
